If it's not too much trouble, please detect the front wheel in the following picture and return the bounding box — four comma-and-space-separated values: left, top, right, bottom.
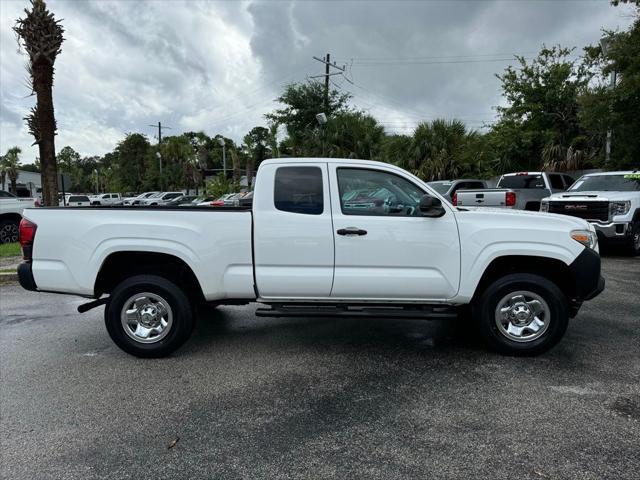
473, 273, 569, 356
104, 275, 195, 358
626, 222, 640, 256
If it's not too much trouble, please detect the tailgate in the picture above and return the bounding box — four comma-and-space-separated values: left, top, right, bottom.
456, 189, 509, 207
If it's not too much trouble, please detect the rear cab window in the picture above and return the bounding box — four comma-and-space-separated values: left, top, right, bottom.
274, 166, 324, 215
498, 174, 545, 189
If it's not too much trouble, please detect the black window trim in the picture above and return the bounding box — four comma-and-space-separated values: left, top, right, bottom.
274, 165, 325, 215
336, 166, 427, 217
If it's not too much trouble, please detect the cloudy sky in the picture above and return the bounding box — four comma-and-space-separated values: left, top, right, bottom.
0, 0, 635, 164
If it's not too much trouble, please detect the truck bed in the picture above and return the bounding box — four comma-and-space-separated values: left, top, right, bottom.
23, 206, 255, 300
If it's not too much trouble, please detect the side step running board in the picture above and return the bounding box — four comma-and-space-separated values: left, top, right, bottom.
255, 303, 459, 320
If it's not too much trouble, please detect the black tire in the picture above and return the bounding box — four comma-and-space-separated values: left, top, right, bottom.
104, 274, 195, 358
0, 219, 20, 244
625, 222, 640, 256
525, 202, 541, 211
473, 273, 569, 356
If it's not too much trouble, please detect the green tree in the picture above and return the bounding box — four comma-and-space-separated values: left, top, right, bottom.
492, 46, 592, 171
1, 147, 22, 193
379, 134, 413, 166
242, 126, 270, 187
14, 0, 64, 206
0, 147, 22, 194
324, 112, 385, 160
266, 80, 351, 155
580, 5, 640, 168
112, 133, 151, 192
205, 175, 239, 199
400, 119, 483, 181
56, 146, 83, 190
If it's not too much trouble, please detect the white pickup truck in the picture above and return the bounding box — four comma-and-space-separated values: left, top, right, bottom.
0, 190, 37, 243
17, 158, 604, 358
541, 171, 640, 255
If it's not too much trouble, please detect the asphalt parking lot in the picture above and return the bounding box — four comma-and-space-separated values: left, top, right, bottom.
1, 256, 639, 480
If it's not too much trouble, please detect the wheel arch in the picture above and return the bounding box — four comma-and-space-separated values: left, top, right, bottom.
471, 255, 575, 304
0, 212, 22, 223
94, 251, 205, 302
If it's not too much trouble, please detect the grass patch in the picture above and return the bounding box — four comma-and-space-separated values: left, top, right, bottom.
0, 268, 16, 274
0, 242, 21, 258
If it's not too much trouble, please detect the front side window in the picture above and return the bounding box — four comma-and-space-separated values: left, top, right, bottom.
274, 166, 324, 215
338, 168, 425, 216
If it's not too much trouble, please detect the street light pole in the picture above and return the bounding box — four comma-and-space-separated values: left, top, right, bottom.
156, 152, 163, 190
217, 138, 226, 178
600, 37, 616, 166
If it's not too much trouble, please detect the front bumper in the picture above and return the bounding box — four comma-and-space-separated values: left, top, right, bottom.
590, 221, 632, 240
18, 262, 38, 291
569, 247, 605, 314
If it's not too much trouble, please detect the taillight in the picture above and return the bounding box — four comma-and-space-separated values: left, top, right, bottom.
505, 191, 516, 207
19, 219, 37, 260
452, 192, 458, 206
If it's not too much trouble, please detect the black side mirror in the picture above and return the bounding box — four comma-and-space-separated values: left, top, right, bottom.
419, 194, 446, 218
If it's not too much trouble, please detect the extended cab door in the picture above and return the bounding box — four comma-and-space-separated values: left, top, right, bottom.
253, 162, 335, 298
328, 164, 460, 300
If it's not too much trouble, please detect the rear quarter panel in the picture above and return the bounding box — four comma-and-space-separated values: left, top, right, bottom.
24, 208, 253, 300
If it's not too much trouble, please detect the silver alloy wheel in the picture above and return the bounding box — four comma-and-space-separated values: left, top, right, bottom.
120, 292, 173, 344
494, 290, 550, 343
0, 223, 18, 244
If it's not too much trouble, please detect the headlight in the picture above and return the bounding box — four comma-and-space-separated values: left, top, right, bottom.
540, 200, 549, 212
610, 201, 631, 217
571, 229, 598, 250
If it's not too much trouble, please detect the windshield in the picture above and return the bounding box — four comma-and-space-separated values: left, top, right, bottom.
498, 174, 545, 189
569, 174, 640, 192
427, 181, 452, 195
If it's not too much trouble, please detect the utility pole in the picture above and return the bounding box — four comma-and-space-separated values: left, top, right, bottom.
324, 53, 330, 111
147, 122, 172, 144
312, 54, 346, 112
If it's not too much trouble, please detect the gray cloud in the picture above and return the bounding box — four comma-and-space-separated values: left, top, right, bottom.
0, 0, 635, 164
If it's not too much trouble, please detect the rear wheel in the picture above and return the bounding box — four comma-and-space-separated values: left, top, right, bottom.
474, 273, 569, 356
0, 219, 19, 244
104, 275, 195, 358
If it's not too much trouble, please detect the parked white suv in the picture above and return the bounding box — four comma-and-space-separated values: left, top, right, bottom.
542, 171, 640, 255
90, 193, 122, 205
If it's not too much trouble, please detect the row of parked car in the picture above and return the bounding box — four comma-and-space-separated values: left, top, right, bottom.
427, 170, 640, 255
56, 191, 255, 208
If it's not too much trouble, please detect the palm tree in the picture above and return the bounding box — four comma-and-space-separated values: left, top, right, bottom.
2, 147, 22, 194
406, 119, 471, 181
14, 0, 64, 206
